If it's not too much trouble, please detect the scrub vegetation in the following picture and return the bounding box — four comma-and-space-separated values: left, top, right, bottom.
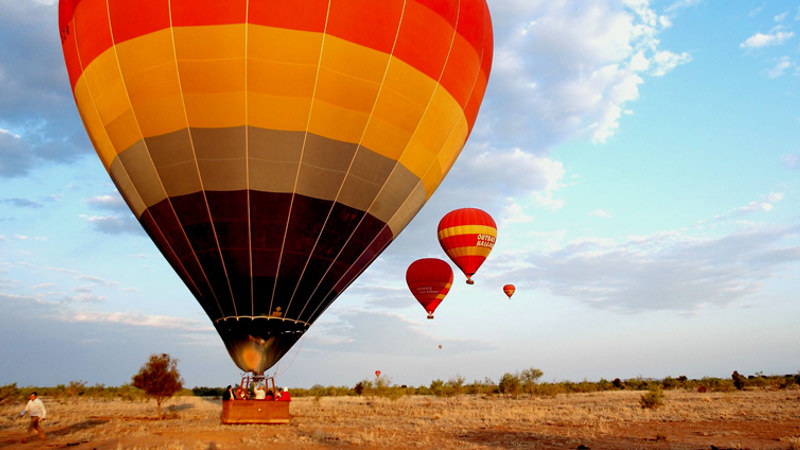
2, 369, 800, 448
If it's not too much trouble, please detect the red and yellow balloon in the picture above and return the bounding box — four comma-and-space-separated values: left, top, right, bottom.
503, 284, 515, 299
406, 258, 453, 319
437, 208, 496, 284
59, 0, 493, 373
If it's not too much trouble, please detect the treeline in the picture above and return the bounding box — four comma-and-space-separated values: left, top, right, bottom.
3, 369, 798, 403
282, 369, 800, 399
0, 381, 194, 404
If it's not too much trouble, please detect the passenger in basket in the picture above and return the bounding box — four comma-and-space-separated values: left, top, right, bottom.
223, 385, 234, 401
277, 387, 291, 402
254, 384, 266, 400
234, 385, 248, 400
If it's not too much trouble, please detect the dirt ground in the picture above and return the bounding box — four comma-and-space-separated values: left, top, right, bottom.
1, 389, 799, 449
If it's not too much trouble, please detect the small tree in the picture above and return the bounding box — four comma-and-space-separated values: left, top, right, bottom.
732, 370, 746, 391
521, 368, 543, 397
498, 372, 521, 398
131, 353, 183, 420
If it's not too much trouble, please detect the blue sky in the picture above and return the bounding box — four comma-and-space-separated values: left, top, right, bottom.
1, 0, 799, 389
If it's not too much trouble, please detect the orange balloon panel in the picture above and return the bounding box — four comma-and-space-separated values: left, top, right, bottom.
503, 284, 515, 299
437, 208, 496, 284
406, 258, 453, 319
59, 0, 493, 373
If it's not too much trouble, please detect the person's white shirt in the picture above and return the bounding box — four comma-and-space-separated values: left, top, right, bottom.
254, 385, 266, 400
20, 397, 46, 419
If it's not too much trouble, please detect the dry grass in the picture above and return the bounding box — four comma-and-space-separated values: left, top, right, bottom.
1, 389, 799, 449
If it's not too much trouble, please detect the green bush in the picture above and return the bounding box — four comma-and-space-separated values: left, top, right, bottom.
639, 384, 664, 409
498, 373, 521, 398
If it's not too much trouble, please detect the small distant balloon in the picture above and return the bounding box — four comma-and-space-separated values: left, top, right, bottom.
375, 370, 381, 377
503, 284, 516, 299
438, 344, 443, 349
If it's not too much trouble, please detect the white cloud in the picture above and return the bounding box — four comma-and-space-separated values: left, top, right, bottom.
473, 148, 565, 200
664, 0, 703, 14
589, 209, 613, 219
714, 192, 785, 220
766, 56, 793, 78
508, 223, 800, 312
63, 310, 211, 331
650, 50, 692, 76
13, 234, 47, 241
81, 214, 143, 235
86, 194, 126, 210
502, 198, 535, 224
478, 0, 688, 152
784, 152, 800, 168
740, 31, 795, 49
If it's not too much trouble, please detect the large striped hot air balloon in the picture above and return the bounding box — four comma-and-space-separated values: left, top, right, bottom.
59, 0, 493, 373
437, 208, 496, 284
406, 258, 453, 319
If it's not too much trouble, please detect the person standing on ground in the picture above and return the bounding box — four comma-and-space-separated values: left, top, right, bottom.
19, 392, 46, 442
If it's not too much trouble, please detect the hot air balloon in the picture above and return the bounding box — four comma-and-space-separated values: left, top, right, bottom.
503, 284, 515, 299
59, 0, 493, 374
437, 208, 496, 284
438, 344, 443, 349
375, 370, 381, 378
406, 258, 453, 319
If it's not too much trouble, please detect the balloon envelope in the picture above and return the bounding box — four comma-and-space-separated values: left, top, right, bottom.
437, 208, 497, 284
375, 370, 381, 377
59, 0, 493, 372
503, 284, 515, 299
406, 258, 453, 319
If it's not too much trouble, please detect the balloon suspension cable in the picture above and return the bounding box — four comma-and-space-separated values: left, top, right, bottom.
268, 333, 307, 381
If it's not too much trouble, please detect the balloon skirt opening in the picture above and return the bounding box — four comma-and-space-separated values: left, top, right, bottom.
215, 318, 308, 373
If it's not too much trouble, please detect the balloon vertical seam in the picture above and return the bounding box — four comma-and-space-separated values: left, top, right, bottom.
78, 0, 227, 319
244, 0, 254, 318
268, 0, 334, 319
165, 0, 240, 318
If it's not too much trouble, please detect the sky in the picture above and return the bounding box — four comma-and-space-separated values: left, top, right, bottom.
1, 0, 799, 389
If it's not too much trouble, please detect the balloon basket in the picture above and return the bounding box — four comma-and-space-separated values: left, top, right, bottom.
221, 399, 290, 424
466, 279, 474, 285
221, 373, 291, 424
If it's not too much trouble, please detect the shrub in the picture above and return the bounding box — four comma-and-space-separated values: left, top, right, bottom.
354, 381, 372, 396
732, 370, 746, 390
498, 373, 522, 398
0, 383, 18, 405
639, 384, 664, 409
426, 379, 443, 397
443, 376, 465, 397
192, 386, 224, 397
